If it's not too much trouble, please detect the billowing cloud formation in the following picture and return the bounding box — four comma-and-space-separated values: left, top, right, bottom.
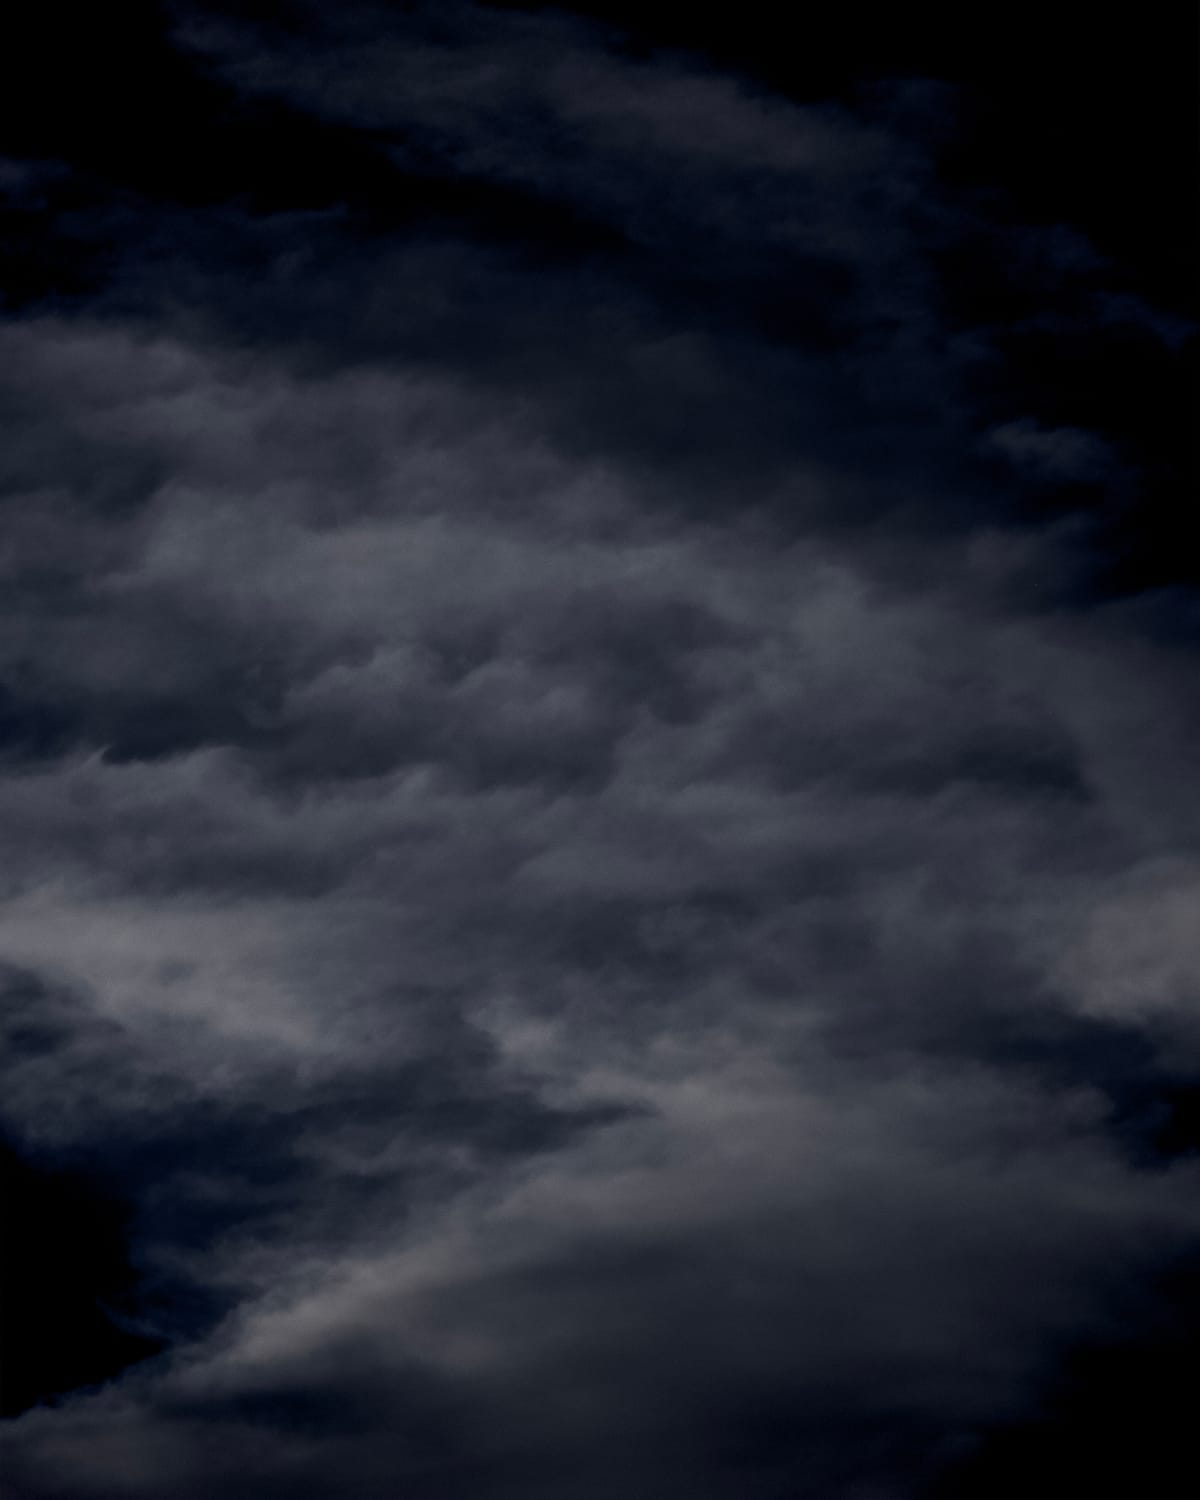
0, 4, 1196, 1497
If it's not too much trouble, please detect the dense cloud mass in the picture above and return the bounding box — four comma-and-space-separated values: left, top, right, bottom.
0, 4, 1196, 1496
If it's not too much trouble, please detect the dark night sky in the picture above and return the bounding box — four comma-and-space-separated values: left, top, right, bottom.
0, 5, 1197, 1497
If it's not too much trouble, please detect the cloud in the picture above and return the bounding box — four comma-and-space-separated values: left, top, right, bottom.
1, 300, 1196, 1493
0, 5, 1195, 1497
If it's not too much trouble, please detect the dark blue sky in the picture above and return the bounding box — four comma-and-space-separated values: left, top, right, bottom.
0, 6, 1196, 1497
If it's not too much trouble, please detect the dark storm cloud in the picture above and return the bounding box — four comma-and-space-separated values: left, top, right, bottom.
0, 4, 1196, 1497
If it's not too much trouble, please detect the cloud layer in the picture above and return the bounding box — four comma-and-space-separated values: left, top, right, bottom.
1, 4, 1196, 1496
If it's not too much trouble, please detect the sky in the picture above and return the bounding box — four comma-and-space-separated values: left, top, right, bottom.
0, 4, 1196, 1497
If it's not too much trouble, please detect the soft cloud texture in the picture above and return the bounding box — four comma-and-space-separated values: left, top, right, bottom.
0, 4, 1195, 1497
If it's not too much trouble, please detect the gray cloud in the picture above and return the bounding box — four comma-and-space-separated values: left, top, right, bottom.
0, 5, 1196, 1497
